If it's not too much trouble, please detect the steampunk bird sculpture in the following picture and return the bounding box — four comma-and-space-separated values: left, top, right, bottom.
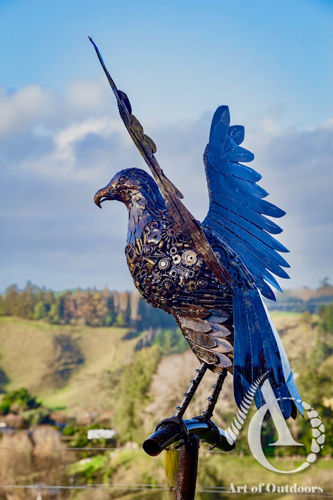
91, 38, 302, 423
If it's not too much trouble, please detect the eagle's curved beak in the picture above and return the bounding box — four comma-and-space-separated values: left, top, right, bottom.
94, 186, 114, 208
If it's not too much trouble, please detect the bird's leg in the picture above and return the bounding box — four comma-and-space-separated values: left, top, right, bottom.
201, 368, 228, 421
174, 363, 208, 419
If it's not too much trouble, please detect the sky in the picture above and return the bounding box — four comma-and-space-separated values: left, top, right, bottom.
0, 0, 332, 293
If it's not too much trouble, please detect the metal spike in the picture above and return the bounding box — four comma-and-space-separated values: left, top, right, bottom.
231, 423, 239, 435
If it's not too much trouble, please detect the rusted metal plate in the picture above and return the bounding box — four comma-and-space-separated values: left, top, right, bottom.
189, 343, 219, 366
215, 352, 233, 368
215, 338, 233, 353
180, 317, 212, 333
210, 323, 233, 337
183, 330, 217, 349
207, 312, 230, 324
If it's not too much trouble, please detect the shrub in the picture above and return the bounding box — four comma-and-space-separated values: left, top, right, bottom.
114, 346, 161, 443
0, 388, 40, 415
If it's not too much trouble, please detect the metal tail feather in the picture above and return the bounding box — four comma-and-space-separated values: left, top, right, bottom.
233, 286, 303, 419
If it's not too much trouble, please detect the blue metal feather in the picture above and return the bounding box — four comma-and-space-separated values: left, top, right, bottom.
233, 287, 303, 418
208, 177, 285, 218
206, 196, 283, 235
204, 219, 285, 291
208, 213, 290, 273
217, 172, 269, 198
209, 205, 289, 255
228, 125, 245, 145
251, 273, 277, 300
222, 161, 262, 182
203, 106, 289, 298
204, 149, 262, 182
225, 146, 255, 163
206, 212, 289, 273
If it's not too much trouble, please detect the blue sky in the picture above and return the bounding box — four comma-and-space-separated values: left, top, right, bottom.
0, 0, 332, 292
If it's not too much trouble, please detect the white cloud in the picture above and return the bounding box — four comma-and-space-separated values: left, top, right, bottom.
65, 79, 107, 111
25, 117, 128, 182
0, 83, 332, 290
0, 85, 52, 137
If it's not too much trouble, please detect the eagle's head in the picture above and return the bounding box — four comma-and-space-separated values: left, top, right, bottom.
94, 168, 166, 211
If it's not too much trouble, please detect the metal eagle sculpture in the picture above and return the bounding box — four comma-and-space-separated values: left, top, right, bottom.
90, 38, 302, 425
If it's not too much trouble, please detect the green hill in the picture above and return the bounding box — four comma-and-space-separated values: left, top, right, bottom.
1, 311, 333, 498
0, 317, 139, 414
0, 311, 325, 420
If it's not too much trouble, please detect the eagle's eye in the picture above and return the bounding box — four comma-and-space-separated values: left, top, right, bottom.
118, 176, 127, 184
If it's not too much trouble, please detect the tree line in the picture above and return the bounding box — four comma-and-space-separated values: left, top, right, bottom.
0, 282, 176, 330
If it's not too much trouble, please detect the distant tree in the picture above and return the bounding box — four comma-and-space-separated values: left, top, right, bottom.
319, 304, 333, 334
0, 352, 9, 394
62, 292, 76, 324
152, 328, 188, 355
3, 285, 19, 316
17, 282, 36, 319
0, 296, 8, 316
82, 290, 108, 326
105, 294, 116, 325
300, 310, 313, 326
0, 284, 183, 330
137, 300, 177, 331
320, 277, 331, 288
49, 297, 63, 324
1, 283, 55, 320
0, 388, 40, 415
0, 368, 9, 394
38, 288, 55, 311
33, 301, 49, 320
114, 346, 160, 443
115, 312, 126, 327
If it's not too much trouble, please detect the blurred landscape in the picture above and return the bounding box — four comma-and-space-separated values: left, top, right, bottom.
0, 282, 332, 499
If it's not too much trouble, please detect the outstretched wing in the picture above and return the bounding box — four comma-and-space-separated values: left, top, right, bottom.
89, 37, 233, 287
202, 106, 290, 300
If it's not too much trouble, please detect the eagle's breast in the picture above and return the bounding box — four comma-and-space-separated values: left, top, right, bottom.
125, 216, 231, 314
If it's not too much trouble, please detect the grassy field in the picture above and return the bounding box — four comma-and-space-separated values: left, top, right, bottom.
0, 311, 324, 425
0, 312, 332, 498
0, 317, 139, 414
59, 449, 333, 499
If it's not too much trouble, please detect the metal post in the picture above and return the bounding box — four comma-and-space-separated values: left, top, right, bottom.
175, 434, 199, 500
